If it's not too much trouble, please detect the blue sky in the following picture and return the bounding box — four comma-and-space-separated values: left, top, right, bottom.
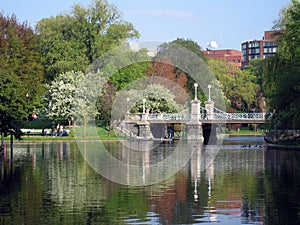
1, 0, 291, 50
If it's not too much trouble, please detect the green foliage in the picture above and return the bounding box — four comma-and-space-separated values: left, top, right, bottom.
125, 84, 182, 113
244, 59, 265, 87
263, 0, 300, 129
111, 83, 183, 122
264, 55, 300, 129
36, 0, 139, 81
155, 38, 208, 99
108, 48, 151, 90
273, 0, 300, 60
169, 38, 207, 60
96, 81, 116, 127
22, 119, 53, 129
207, 59, 257, 111
0, 13, 44, 137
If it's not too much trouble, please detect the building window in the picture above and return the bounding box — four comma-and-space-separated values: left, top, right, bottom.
249, 42, 260, 48
263, 41, 277, 47
249, 48, 260, 54
263, 47, 277, 53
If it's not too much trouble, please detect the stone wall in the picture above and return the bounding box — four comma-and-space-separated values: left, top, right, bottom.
265, 130, 300, 145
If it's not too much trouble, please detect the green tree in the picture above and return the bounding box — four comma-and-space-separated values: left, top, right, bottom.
207, 59, 257, 111
108, 48, 151, 90
169, 38, 206, 60
263, 0, 300, 129
244, 58, 265, 111
0, 14, 44, 137
96, 81, 116, 127
36, 0, 139, 81
154, 38, 208, 101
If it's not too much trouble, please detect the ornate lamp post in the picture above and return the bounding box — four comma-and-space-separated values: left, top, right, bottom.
126, 97, 130, 114
194, 83, 198, 100
207, 84, 212, 101
26, 93, 29, 121
142, 98, 146, 113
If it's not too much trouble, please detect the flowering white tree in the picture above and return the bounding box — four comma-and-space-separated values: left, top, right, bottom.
73, 72, 106, 137
43, 71, 106, 130
129, 84, 182, 113
43, 71, 83, 120
111, 83, 184, 122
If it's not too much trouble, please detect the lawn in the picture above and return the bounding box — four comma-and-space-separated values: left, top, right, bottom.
5, 126, 121, 141
226, 128, 266, 136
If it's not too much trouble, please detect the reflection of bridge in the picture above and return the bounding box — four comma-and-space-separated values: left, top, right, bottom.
117, 99, 267, 144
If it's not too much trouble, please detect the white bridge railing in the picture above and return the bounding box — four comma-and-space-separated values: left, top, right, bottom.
208, 106, 266, 120
147, 113, 266, 121
146, 106, 266, 121
212, 112, 266, 120
147, 113, 191, 121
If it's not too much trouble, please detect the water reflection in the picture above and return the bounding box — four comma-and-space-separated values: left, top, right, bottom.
0, 139, 299, 225
77, 140, 196, 186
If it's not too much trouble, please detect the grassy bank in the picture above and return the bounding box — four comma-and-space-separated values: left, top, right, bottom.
225, 128, 265, 136
5, 127, 121, 142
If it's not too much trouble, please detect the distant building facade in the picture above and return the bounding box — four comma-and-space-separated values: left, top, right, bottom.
241, 31, 278, 68
204, 49, 242, 69
128, 41, 158, 57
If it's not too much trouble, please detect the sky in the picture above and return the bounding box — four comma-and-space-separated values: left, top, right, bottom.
1, 0, 291, 50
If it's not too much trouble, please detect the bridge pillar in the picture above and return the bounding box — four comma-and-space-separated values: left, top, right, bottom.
137, 114, 153, 139
186, 100, 204, 141
205, 100, 214, 119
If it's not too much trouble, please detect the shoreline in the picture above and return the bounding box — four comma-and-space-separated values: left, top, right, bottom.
266, 143, 300, 150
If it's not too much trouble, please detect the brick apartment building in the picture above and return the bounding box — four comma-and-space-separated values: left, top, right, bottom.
241, 31, 278, 68
204, 49, 242, 69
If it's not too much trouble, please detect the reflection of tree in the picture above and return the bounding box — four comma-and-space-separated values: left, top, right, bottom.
2, 142, 292, 225
264, 149, 300, 225
208, 149, 266, 223
0, 148, 49, 224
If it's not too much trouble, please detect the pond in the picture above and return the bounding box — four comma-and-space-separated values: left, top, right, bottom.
0, 137, 299, 225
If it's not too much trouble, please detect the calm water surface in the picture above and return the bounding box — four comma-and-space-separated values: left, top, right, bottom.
0, 137, 299, 225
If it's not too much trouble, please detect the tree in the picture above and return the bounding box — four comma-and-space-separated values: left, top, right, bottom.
36, 0, 139, 81
108, 48, 151, 90
111, 81, 183, 122
263, 0, 300, 129
273, 0, 300, 60
244, 58, 266, 111
128, 84, 182, 114
0, 13, 44, 138
146, 59, 189, 104
43, 71, 84, 121
96, 81, 116, 127
153, 38, 208, 101
170, 38, 206, 60
207, 58, 257, 111
43, 71, 106, 128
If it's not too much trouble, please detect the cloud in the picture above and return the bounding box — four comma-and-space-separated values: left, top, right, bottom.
125, 10, 197, 20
